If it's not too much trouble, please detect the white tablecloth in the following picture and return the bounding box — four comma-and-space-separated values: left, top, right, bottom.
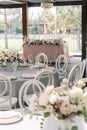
0, 108, 87, 130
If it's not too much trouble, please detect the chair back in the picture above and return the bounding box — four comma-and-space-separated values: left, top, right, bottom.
80, 59, 86, 78
19, 79, 45, 108
55, 54, 68, 80
35, 52, 48, 66
0, 74, 13, 110
34, 69, 54, 87
68, 65, 80, 88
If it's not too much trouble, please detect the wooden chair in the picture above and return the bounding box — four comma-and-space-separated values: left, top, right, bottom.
0, 74, 17, 110
19, 79, 45, 108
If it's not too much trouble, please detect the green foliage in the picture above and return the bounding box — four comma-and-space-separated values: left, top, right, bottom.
71, 126, 78, 130
43, 112, 50, 118
30, 22, 39, 34
82, 108, 87, 123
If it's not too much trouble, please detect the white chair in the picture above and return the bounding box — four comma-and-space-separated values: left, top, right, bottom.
67, 65, 80, 88
19, 79, 45, 108
34, 69, 54, 87
55, 55, 68, 80
0, 74, 17, 110
35, 52, 48, 67
74, 78, 87, 87
79, 59, 86, 78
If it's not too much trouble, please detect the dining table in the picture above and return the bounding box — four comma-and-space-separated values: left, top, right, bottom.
0, 65, 60, 107
0, 108, 86, 130
0, 108, 42, 130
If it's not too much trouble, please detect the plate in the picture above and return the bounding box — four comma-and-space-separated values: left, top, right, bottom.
0, 111, 23, 124
21, 73, 35, 79
19, 63, 29, 67
7, 75, 17, 80
0, 75, 17, 81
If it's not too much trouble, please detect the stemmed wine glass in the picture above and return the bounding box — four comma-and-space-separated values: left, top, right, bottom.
28, 55, 34, 66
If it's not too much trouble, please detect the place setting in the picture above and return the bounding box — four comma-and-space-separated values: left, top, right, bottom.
0, 110, 23, 125
21, 73, 36, 79
0, 75, 17, 81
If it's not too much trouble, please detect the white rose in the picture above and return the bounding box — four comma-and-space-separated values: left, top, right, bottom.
62, 78, 69, 84
45, 85, 54, 94
48, 93, 58, 104
78, 80, 86, 88
68, 87, 83, 98
39, 93, 49, 106
58, 95, 69, 102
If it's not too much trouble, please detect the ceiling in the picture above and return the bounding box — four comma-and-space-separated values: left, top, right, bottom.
0, 0, 82, 8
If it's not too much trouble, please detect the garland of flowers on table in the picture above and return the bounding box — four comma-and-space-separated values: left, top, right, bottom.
23, 36, 66, 47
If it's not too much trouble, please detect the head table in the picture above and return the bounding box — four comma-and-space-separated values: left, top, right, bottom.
0, 65, 60, 107
23, 44, 69, 62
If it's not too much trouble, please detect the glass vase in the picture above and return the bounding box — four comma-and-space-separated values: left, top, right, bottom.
7, 61, 18, 71
43, 115, 58, 130
57, 116, 85, 130
7, 62, 13, 71
43, 116, 85, 130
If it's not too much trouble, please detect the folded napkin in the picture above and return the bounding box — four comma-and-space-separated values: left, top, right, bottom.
36, 63, 46, 68
19, 63, 28, 67
0, 114, 20, 120
0, 75, 17, 81
7, 75, 17, 80
0, 111, 23, 123
22, 73, 35, 79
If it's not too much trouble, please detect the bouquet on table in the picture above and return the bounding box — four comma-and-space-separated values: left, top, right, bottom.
0, 49, 22, 66
29, 84, 87, 130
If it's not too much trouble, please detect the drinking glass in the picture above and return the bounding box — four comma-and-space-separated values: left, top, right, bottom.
28, 55, 33, 65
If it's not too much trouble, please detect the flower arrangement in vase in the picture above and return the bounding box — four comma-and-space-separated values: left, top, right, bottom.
0, 49, 22, 66
38, 85, 87, 130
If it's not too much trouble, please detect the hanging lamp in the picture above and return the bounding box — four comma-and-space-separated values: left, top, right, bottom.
41, 2, 53, 8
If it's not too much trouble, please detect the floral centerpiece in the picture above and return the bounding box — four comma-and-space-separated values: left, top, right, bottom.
0, 49, 22, 66
36, 85, 87, 130
23, 36, 66, 47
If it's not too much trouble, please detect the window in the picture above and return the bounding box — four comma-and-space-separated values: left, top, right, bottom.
0, 8, 22, 51
28, 5, 82, 56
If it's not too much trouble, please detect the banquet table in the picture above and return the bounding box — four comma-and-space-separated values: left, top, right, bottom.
0, 108, 87, 130
0, 65, 60, 106
23, 44, 69, 62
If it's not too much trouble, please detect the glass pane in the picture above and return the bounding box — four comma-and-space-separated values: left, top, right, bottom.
28, 5, 82, 56
0, 8, 22, 51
